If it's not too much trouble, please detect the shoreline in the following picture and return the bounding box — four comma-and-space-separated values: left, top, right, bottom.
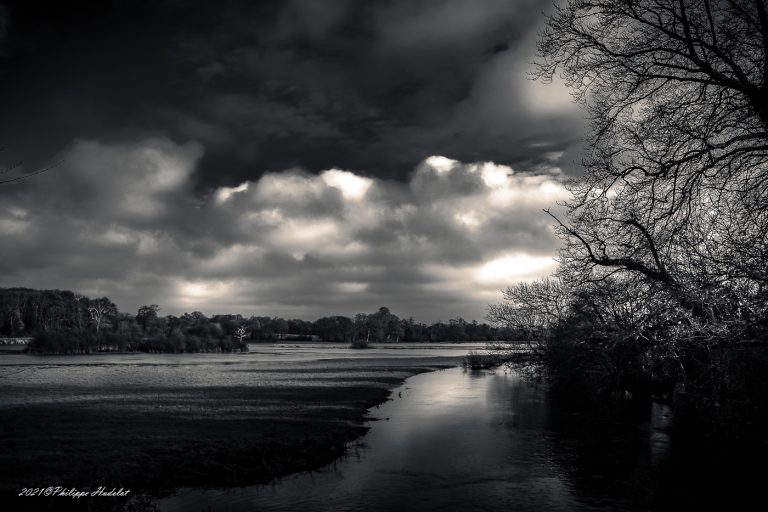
0, 357, 457, 507
0, 340, 487, 357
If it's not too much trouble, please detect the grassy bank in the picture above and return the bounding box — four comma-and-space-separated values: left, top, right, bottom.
0, 356, 456, 509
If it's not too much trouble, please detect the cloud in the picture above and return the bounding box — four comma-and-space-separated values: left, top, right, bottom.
0, 0, 585, 193
0, 4, 8, 46
0, 139, 568, 321
373, 0, 529, 51
18, 138, 202, 222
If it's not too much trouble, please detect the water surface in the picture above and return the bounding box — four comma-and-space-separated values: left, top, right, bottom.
4, 345, 758, 510
0, 343, 481, 407
159, 367, 676, 512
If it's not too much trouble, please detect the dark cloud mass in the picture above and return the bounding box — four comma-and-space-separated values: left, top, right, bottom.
0, 0, 583, 321
0, 0, 582, 184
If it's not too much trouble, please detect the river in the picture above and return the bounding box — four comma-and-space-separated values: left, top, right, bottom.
158, 367, 686, 512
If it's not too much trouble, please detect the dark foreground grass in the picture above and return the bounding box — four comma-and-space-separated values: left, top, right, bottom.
0, 358, 454, 511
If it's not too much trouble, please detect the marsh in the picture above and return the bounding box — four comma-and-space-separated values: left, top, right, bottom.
0, 344, 472, 502
1, 344, 761, 511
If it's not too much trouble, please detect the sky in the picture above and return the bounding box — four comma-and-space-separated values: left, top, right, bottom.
0, 0, 584, 322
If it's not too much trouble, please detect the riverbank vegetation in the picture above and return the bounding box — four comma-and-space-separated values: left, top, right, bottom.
461, 350, 499, 369
490, 0, 768, 443
0, 289, 514, 354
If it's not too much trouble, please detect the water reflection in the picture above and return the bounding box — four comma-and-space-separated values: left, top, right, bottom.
649, 402, 673, 469
159, 367, 687, 512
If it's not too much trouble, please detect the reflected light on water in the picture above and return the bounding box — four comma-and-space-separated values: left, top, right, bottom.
159, 368, 588, 512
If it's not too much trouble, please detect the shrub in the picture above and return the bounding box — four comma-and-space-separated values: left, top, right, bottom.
461, 350, 497, 369
349, 338, 370, 349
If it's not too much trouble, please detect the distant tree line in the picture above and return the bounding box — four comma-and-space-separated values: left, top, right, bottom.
0, 288, 513, 354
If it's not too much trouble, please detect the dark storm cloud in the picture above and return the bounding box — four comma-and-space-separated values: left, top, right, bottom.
0, 0, 582, 320
0, 5, 7, 45
0, 0, 582, 189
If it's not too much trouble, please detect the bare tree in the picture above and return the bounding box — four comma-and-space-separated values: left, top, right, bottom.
88, 299, 117, 335
487, 278, 571, 343
487, 0, 768, 411
234, 325, 249, 343
535, 0, 768, 312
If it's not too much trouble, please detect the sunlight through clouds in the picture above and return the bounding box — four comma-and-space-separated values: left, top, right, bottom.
475, 253, 558, 284
321, 169, 373, 201
0, 140, 570, 321
178, 279, 233, 305
424, 155, 457, 174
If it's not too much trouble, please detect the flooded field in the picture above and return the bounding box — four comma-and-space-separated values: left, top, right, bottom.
0, 343, 476, 505
0, 343, 483, 404
2, 343, 760, 511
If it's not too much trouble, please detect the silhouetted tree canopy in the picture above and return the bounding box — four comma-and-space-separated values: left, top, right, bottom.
490, 1, 768, 437
535, 0, 768, 311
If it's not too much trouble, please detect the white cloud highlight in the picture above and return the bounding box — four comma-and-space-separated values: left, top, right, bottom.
475, 253, 558, 284
321, 169, 373, 201
0, 140, 570, 321
215, 182, 250, 203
